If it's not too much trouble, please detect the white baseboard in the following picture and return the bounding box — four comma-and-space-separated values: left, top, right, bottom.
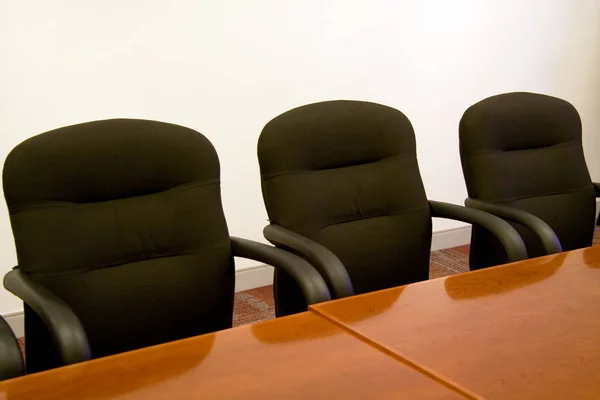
4, 312, 24, 338
430, 226, 471, 251
234, 264, 274, 292
2, 227, 471, 338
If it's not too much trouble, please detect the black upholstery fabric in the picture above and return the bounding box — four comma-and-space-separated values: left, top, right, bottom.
460, 92, 595, 267
259, 101, 431, 314
3, 119, 234, 372
0, 315, 24, 380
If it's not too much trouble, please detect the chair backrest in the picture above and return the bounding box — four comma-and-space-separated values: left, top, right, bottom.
258, 100, 432, 305
460, 92, 595, 265
3, 119, 234, 371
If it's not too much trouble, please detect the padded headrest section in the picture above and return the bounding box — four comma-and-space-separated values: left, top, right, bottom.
460, 92, 581, 154
258, 100, 416, 176
4, 119, 219, 207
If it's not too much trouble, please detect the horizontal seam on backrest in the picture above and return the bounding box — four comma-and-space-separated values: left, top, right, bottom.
23, 239, 232, 278
261, 155, 414, 180
294, 206, 430, 235
478, 186, 594, 203
465, 140, 579, 157
9, 179, 220, 214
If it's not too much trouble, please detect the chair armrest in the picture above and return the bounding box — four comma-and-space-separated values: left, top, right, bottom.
429, 200, 528, 262
465, 198, 562, 255
230, 237, 331, 305
0, 316, 24, 380
594, 182, 600, 197
263, 225, 354, 299
4, 269, 92, 365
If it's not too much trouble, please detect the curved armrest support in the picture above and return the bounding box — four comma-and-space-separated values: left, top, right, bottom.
4, 269, 91, 365
594, 182, 600, 197
465, 198, 562, 255
429, 200, 528, 262
263, 225, 353, 299
0, 316, 24, 380
231, 237, 331, 305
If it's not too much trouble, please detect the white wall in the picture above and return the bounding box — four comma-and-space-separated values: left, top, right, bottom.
0, 0, 599, 315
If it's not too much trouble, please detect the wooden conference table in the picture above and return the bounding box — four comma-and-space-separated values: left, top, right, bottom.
2, 246, 600, 399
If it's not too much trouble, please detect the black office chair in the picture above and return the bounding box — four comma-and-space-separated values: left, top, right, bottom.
460, 92, 600, 268
0, 316, 24, 380
2, 119, 330, 373
257, 100, 528, 315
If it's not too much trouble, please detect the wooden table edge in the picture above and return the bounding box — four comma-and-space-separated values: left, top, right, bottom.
307, 247, 600, 400
308, 307, 483, 400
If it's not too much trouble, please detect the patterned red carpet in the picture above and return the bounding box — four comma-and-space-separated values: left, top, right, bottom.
233, 286, 276, 326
